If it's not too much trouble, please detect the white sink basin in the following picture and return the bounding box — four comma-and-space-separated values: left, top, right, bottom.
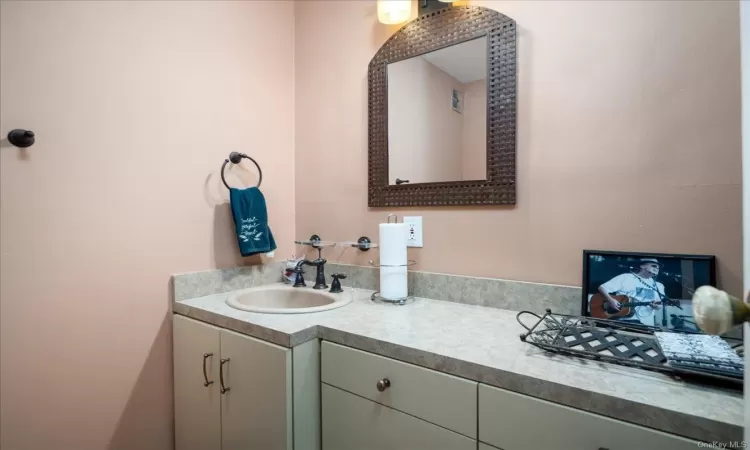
225, 284, 353, 314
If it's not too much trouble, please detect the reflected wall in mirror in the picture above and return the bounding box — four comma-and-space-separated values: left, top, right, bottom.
388, 37, 487, 185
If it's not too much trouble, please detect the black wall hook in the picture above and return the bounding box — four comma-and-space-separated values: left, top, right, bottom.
7, 129, 35, 148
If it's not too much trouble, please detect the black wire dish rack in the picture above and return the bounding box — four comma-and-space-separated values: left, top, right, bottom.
517, 309, 744, 387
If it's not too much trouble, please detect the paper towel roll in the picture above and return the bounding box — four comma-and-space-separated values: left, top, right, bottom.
379, 222, 408, 300
380, 266, 407, 300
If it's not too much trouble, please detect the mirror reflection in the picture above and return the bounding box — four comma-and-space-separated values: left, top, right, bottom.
387, 36, 487, 185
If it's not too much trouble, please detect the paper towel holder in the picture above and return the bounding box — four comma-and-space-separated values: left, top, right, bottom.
368, 260, 417, 268
370, 291, 415, 306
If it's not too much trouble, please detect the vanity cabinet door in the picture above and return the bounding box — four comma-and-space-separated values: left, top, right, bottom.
219, 329, 293, 450
173, 315, 221, 450
322, 383, 476, 450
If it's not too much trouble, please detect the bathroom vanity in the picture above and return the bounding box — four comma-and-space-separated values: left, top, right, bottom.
171, 273, 742, 450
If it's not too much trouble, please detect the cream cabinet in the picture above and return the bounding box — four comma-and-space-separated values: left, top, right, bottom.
175, 321, 709, 450
219, 327, 292, 450
321, 341, 478, 450
173, 314, 222, 450
321, 341, 703, 450
322, 383, 475, 450
478, 384, 700, 450
173, 315, 319, 450
321, 341, 477, 438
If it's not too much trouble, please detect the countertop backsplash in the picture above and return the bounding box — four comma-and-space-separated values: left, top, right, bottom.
327, 263, 581, 315
173, 262, 582, 316
173, 262, 284, 302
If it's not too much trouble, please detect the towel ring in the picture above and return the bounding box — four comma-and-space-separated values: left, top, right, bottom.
221, 152, 262, 190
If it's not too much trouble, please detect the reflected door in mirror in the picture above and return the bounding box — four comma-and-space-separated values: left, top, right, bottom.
387, 36, 487, 185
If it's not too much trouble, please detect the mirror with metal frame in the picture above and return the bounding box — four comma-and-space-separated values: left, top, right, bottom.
368, 6, 516, 207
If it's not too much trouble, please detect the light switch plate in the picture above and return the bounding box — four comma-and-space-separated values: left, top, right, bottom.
403, 216, 423, 248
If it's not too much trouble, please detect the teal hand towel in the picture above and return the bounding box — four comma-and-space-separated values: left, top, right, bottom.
229, 187, 277, 257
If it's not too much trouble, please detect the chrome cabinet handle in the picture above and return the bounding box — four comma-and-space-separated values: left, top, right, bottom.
219, 358, 230, 394
202, 353, 214, 387
376, 378, 391, 392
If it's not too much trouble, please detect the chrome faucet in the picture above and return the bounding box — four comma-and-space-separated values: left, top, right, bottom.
293, 249, 328, 290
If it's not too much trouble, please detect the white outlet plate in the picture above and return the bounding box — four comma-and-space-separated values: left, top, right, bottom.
403, 216, 423, 248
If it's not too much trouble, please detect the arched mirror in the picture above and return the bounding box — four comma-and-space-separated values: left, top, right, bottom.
368, 5, 517, 207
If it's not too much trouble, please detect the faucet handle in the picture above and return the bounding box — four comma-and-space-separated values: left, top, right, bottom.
293, 267, 306, 287
330, 273, 346, 293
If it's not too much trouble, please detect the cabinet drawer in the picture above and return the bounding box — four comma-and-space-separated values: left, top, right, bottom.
322, 383, 476, 450
479, 384, 700, 450
321, 342, 477, 438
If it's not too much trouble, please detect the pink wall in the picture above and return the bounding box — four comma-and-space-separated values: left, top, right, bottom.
461, 79, 488, 180
0, 1, 295, 449
295, 0, 742, 295
388, 57, 463, 184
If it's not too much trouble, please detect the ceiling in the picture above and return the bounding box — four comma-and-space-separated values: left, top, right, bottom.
422, 37, 487, 84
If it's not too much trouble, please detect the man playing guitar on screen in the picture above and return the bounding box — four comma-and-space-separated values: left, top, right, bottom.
597, 258, 665, 326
